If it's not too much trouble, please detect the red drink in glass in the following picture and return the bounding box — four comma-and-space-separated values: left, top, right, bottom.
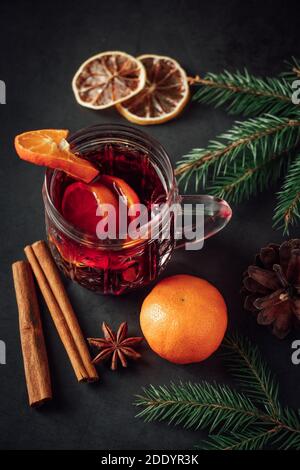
43, 125, 175, 294
43, 124, 231, 295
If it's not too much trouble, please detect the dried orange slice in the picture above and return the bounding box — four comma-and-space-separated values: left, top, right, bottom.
72, 51, 146, 110
14, 129, 99, 183
116, 54, 190, 125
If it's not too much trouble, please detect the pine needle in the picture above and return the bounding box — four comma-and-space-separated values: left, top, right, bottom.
281, 57, 300, 82
198, 426, 280, 450
175, 115, 300, 190
209, 150, 291, 204
135, 381, 261, 433
222, 334, 280, 415
273, 153, 300, 234
177, 59, 300, 230
134, 333, 300, 450
191, 69, 298, 117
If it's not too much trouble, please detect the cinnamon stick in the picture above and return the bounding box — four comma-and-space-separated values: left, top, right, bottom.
12, 261, 52, 407
24, 242, 98, 383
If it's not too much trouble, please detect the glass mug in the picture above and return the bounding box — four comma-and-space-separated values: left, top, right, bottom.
43, 124, 232, 295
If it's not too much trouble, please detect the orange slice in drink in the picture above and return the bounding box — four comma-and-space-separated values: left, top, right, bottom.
61, 175, 142, 241
72, 51, 146, 110
62, 181, 119, 236
116, 54, 190, 125
100, 175, 141, 218
14, 129, 99, 183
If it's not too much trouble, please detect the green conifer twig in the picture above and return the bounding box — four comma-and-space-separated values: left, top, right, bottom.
273, 153, 300, 234
281, 57, 300, 81
177, 59, 300, 231
134, 334, 300, 450
199, 426, 281, 450
222, 335, 280, 416
189, 71, 298, 117
175, 115, 300, 188
209, 150, 291, 204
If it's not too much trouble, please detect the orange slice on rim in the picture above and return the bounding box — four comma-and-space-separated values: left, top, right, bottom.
14, 129, 99, 183
116, 54, 190, 125
72, 51, 146, 110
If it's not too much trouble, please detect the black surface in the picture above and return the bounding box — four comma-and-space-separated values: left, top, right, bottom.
1, 0, 300, 450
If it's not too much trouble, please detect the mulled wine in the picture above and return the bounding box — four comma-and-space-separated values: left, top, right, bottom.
44, 126, 175, 294
43, 124, 232, 295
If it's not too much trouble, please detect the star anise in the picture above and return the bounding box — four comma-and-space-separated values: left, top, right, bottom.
87, 322, 143, 370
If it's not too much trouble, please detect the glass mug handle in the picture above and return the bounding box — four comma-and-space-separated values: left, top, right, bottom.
175, 194, 232, 250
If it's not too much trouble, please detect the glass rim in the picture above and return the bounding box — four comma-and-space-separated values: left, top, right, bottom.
43, 123, 177, 249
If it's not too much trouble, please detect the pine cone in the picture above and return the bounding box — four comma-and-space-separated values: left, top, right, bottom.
242, 239, 300, 339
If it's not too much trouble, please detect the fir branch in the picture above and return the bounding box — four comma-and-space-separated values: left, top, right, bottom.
198, 426, 280, 450
135, 381, 300, 449
222, 334, 280, 415
209, 150, 290, 204
189, 70, 298, 117
134, 334, 300, 450
273, 153, 300, 234
179, 60, 300, 231
275, 408, 300, 449
200, 415, 300, 450
175, 115, 300, 191
135, 382, 261, 433
281, 57, 300, 81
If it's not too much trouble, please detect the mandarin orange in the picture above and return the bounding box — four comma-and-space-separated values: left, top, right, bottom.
140, 274, 227, 364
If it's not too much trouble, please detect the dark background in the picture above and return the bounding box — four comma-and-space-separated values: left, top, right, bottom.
1, 0, 300, 450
